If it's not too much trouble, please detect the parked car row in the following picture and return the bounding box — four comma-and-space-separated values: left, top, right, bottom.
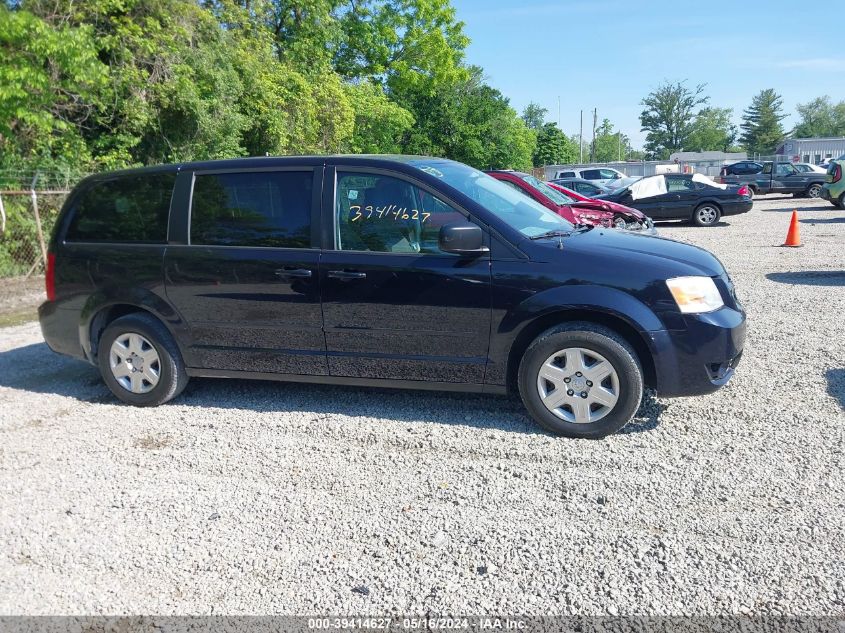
39, 155, 746, 439
547, 170, 753, 228
485, 170, 654, 233
597, 173, 753, 227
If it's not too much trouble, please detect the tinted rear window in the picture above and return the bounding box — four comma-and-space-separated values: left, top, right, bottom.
66, 173, 175, 243
190, 171, 312, 248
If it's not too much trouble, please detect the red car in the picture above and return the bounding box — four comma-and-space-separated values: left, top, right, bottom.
485, 170, 655, 233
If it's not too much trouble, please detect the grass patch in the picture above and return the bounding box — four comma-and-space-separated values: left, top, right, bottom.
0, 308, 37, 328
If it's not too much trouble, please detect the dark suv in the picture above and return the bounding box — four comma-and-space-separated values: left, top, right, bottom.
39, 156, 746, 438
720, 161, 763, 176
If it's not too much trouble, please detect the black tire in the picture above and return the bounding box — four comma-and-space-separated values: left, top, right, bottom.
98, 312, 188, 407
746, 186, 755, 200
692, 203, 721, 227
806, 183, 823, 199
836, 193, 845, 210
517, 322, 644, 439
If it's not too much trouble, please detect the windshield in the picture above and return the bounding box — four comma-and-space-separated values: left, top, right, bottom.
409, 160, 573, 237
520, 174, 575, 205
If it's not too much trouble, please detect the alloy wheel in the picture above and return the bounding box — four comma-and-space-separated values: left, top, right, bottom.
535, 347, 620, 424
109, 332, 161, 394
808, 184, 822, 198
697, 206, 718, 225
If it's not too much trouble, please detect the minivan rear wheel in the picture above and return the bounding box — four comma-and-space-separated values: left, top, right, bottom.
518, 322, 644, 438
98, 312, 188, 407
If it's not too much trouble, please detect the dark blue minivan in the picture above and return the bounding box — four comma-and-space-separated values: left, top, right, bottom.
39, 156, 745, 438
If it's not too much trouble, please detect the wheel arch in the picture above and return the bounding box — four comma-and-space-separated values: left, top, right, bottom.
694, 198, 723, 212
81, 296, 184, 362
505, 308, 657, 395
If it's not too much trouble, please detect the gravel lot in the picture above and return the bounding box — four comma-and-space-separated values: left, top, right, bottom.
0, 195, 843, 616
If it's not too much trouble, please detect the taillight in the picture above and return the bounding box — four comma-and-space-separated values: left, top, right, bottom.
737, 185, 749, 197
45, 252, 56, 301
834, 164, 842, 183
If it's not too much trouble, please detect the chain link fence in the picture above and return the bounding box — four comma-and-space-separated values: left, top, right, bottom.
0, 170, 86, 279
0, 169, 87, 322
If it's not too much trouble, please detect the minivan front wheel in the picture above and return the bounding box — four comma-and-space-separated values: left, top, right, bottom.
98, 312, 188, 407
518, 323, 644, 438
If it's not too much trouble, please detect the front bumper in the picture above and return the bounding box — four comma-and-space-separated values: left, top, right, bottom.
647, 306, 746, 398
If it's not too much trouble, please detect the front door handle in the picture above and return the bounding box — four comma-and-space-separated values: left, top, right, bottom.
275, 268, 312, 278
328, 270, 367, 280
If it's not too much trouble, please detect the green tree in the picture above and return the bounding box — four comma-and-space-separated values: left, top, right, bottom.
533, 123, 578, 167
401, 68, 534, 170
2, 0, 528, 173
640, 81, 708, 159
792, 96, 845, 138
686, 107, 738, 152
222, 0, 342, 68
23, 0, 256, 166
0, 6, 107, 164
589, 119, 633, 162
740, 89, 787, 156
521, 102, 548, 130
344, 81, 414, 154
334, 0, 469, 91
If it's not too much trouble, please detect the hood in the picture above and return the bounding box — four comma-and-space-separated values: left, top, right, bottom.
572, 199, 646, 220
526, 227, 725, 278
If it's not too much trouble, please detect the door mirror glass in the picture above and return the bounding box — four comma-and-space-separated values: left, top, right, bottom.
438, 222, 487, 255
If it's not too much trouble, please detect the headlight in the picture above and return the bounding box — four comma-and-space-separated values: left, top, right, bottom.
665, 276, 724, 314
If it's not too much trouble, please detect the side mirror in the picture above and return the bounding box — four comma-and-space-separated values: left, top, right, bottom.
439, 222, 488, 256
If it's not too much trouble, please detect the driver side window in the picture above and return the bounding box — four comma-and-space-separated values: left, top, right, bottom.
334, 172, 470, 255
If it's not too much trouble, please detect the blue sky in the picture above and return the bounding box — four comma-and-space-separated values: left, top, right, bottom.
452, 0, 845, 148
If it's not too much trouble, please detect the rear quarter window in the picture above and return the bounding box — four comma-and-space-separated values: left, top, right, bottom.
65, 173, 175, 243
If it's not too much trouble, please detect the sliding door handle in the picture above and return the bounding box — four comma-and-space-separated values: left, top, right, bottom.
275, 268, 312, 279
328, 270, 367, 280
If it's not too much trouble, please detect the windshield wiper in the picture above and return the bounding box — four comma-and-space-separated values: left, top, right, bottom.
529, 230, 572, 240
529, 225, 592, 240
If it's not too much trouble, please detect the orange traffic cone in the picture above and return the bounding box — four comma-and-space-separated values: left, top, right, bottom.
781, 210, 803, 247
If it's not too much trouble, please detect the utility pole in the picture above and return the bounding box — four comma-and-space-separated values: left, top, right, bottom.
557, 96, 561, 129
590, 108, 597, 163
579, 110, 583, 163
